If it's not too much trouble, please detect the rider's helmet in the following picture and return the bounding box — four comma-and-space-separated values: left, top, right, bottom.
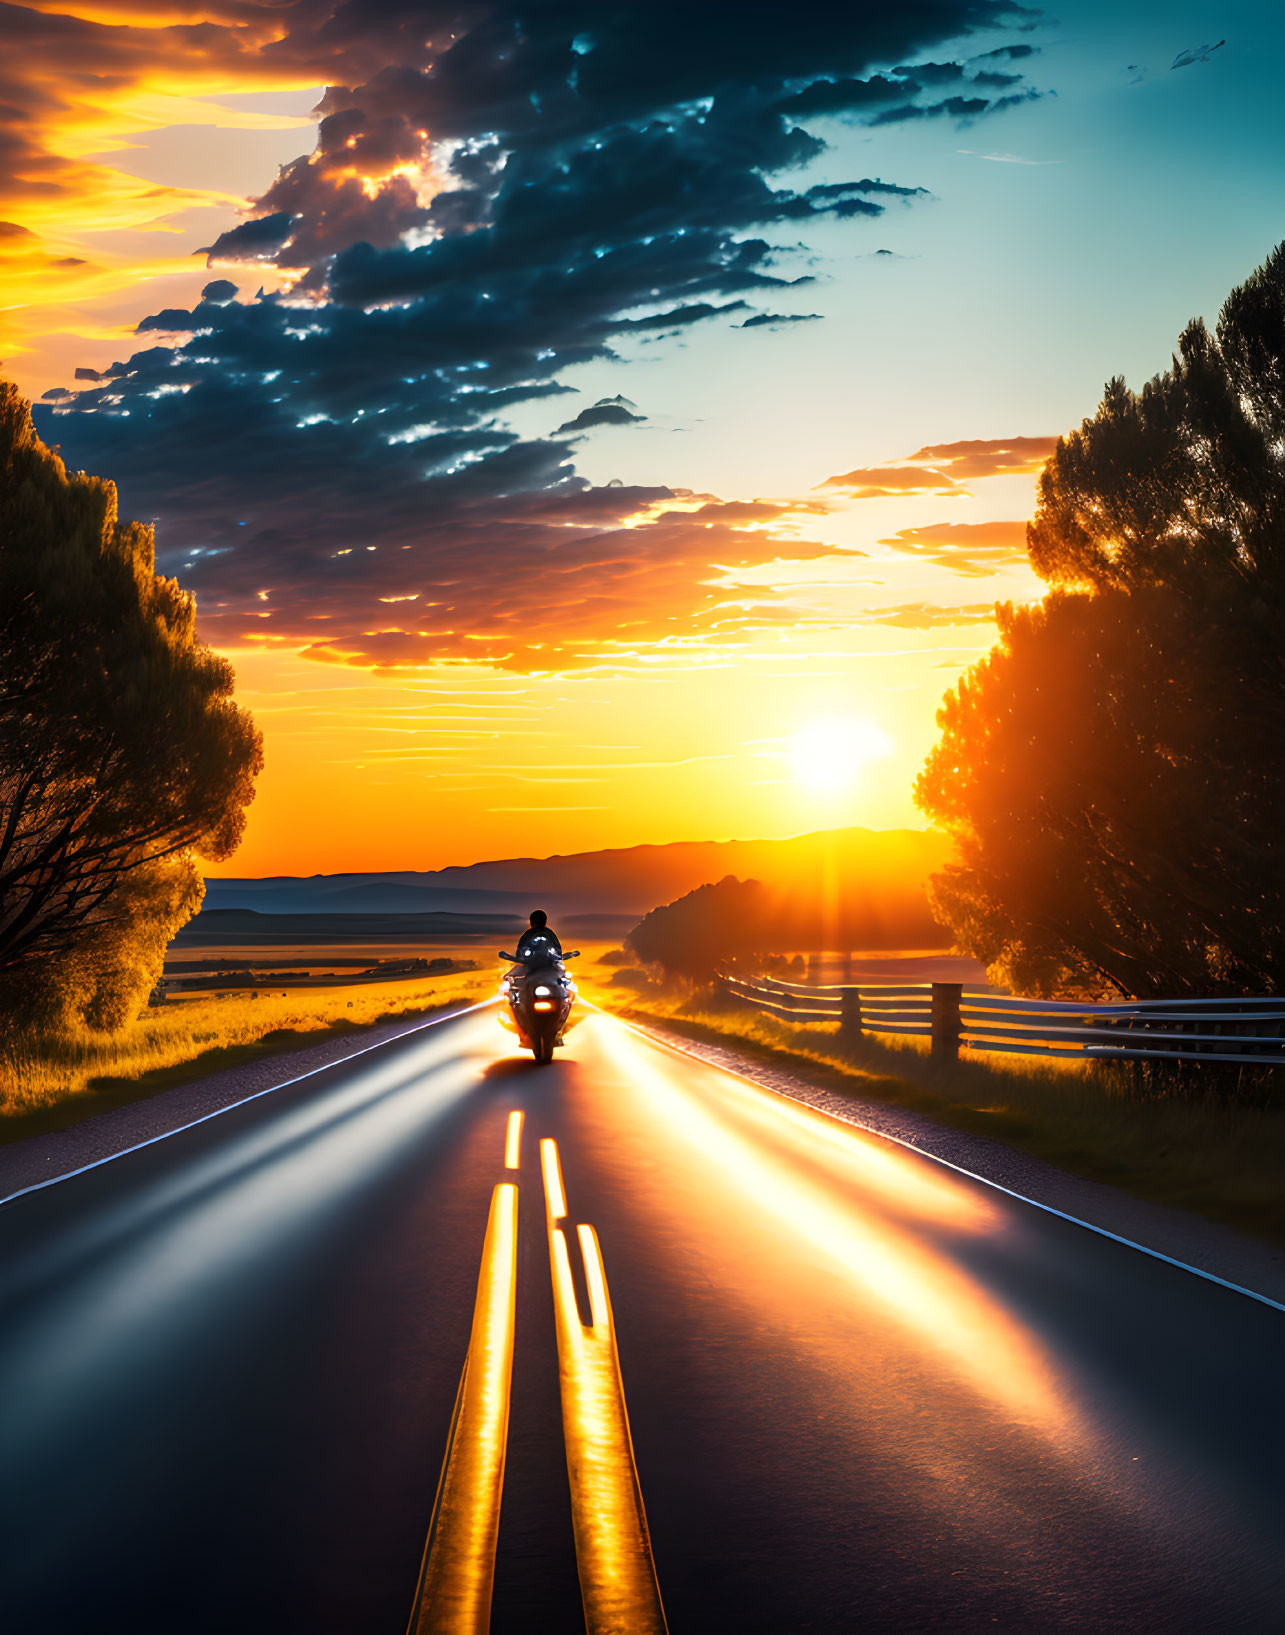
524, 909, 557, 968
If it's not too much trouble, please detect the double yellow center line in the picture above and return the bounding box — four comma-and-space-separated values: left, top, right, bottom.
407, 1113, 666, 1634
542, 1138, 668, 1634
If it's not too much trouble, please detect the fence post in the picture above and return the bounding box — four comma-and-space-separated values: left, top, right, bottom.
931, 983, 962, 1061
840, 987, 863, 1043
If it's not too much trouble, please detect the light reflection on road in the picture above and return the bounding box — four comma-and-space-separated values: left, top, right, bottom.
0, 1026, 481, 1467
590, 1017, 1074, 1440
563, 1009, 1285, 1631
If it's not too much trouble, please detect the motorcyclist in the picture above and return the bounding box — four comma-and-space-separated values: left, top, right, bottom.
515, 909, 563, 963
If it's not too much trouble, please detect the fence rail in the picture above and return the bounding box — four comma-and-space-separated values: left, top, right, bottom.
718, 974, 1285, 1066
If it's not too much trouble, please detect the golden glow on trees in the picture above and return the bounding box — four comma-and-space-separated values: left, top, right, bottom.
918, 245, 1285, 1000
0, 381, 263, 1032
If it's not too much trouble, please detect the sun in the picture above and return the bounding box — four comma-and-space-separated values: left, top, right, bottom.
790, 718, 894, 796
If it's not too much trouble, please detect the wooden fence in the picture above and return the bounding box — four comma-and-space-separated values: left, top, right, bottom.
718, 974, 1285, 1066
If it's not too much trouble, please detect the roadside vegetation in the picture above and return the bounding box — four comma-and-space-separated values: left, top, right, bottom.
0, 967, 494, 1144
1, 382, 262, 1048
918, 246, 1285, 1003
583, 970, 1285, 1245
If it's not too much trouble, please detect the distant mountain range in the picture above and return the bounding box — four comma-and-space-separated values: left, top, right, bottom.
200, 827, 954, 947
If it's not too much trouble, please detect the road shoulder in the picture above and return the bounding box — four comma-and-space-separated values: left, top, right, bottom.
0, 1003, 485, 1205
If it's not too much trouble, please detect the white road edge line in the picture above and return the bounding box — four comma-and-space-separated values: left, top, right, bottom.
588, 1003, 1285, 1318
0, 1000, 497, 1212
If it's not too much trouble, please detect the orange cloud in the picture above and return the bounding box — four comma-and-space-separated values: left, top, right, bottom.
869, 601, 998, 629
900, 434, 1059, 477
879, 519, 1029, 576
0, 3, 340, 372
232, 496, 848, 674
0, 9, 314, 214
821, 433, 1058, 497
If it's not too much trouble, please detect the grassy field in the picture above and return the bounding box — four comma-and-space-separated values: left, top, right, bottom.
582, 970, 1285, 1246
0, 965, 496, 1145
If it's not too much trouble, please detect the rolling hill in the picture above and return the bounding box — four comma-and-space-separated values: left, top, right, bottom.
199, 827, 954, 949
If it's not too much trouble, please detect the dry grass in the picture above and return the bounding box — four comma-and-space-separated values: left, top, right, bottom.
0, 967, 496, 1143
591, 980, 1285, 1246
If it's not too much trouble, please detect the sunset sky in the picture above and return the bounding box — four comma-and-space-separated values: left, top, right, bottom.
3, 0, 1282, 875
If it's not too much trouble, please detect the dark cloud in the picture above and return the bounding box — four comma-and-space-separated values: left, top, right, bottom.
201, 213, 295, 262
768, 50, 1040, 120
893, 60, 975, 87
805, 178, 928, 201
27, 0, 1048, 673
872, 89, 1044, 125
615, 301, 754, 333
555, 396, 645, 433
879, 520, 1030, 576
739, 312, 823, 328
772, 75, 922, 118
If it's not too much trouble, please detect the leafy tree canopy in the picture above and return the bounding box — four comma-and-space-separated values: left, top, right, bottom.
917, 246, 1285, 998
627, 876, 768, 982
626, 858, 946, 983
0, 382, 263, 1031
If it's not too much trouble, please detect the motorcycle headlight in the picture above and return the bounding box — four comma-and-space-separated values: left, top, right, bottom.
535, 985, 552, 996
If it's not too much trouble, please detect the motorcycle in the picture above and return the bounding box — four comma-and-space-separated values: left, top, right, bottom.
496, 939, 580, 1063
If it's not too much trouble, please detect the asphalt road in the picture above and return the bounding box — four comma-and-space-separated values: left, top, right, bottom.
2, 1005, 1283, 1633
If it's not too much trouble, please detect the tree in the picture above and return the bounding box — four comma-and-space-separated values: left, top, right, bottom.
627, 876, 768, 982
0, 382, 263, 1031
916, 246, 1285, 998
